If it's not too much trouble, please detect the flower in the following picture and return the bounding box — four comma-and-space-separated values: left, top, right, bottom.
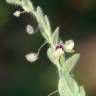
54, 44, 64, 56
13, 10, 21, 17
54, 48, 64, 56
25, 52, 38, 62
55, 44, 64, 50
64, 40, 74, 53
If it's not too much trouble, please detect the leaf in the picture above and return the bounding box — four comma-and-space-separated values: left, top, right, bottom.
47, 48, 56, 65
36, 6, 48, 39
65, 53, 80, 73
79, 86, 86, 96
52, 27, 60, 45
58, 76, 73, 96
36, 6, 44, 22
6, 0, 22, 5
44, 15, 51, 32
67, 76, 80, 96
36, 6, 53, 43
6, 0, 34, 12
21, 0, 34, 12
60, 53, 80, 74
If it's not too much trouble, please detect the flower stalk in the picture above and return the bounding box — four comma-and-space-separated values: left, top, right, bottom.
6, 0, 86, 96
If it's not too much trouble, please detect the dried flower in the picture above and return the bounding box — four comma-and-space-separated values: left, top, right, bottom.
25, 52, 38, 62
64, 40, 74, 53
13, 10, 21, 17
26, 24, 34, 35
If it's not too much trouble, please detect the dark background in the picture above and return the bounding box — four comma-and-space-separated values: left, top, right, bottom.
0, 0, 96, 96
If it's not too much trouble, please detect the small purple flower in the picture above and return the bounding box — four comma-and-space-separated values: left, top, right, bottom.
55, 44, 64, 50
54, 44, 64, 56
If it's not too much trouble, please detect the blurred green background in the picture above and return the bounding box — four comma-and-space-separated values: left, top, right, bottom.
0, 0, 96, 96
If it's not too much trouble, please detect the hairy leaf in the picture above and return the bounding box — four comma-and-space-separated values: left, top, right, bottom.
44, 15, 51, 32
60, 53, 80, 74
52, 27, 60, 45
6, 0, 33, 12
6, 0, 22, 5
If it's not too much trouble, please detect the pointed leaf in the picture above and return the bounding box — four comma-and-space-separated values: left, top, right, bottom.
60, 53, 80, 74
6, 0, 22, 5
44, 15, 51, 32
36, 6, 48, 40
36, 6, 44, 22
52, 27, 60, 45
47, 48, 56, 65
79, 86, 86, 96
58, 77, 73, 96
65, 53, 80, 73
21, 0, 34, 12
67, 76, 80, 95
6, 0, 34, 12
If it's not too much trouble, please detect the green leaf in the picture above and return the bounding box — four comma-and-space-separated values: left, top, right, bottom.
36, 6, 48, 40
52, 27, 60, 45
44, 15, 51, 32
65, 53, 80, 73
59, 74, 86, 96
67, 76, 80, 96
60, 53, 80, 74
47, 48, 57, 65
21, 0, 34, 12
6, 0, 22, 5
36, 6, 44, 23
36, 7, 53, 44
79, 86, 86, 96
6, 0, 34, 12
58, 76, 73, 96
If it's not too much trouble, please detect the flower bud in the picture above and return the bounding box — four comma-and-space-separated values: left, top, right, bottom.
64, 40, 74, 53
13, 10, 21, 17
25, 52, 38, 62
26, 25, 34, 35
